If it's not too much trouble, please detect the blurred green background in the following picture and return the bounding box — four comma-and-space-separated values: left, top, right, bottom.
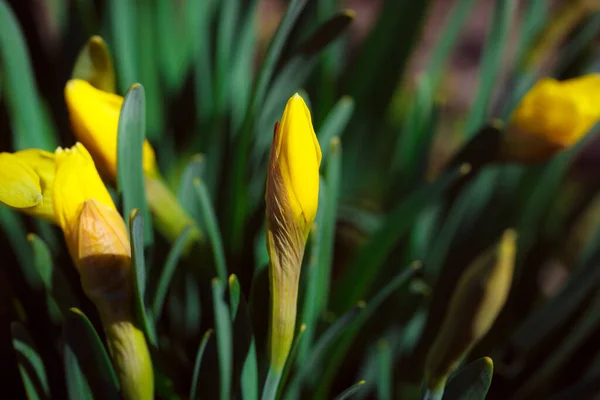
3, 0, 600, 399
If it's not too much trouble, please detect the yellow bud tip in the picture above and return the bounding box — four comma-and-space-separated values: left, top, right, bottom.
299, 323, 307, 332
410, 260, 423, 271
357, 300, 367, 309
212, 277, 220, 285
343, 9, 356, 19
192, 178, 201, 186
203, 329, 214, 339
483, 357, 494, 369
191, 154, 204, 163
130, 83, 142, 90
90, 35, 105, 45
340, 96, 353, 104
228, 274, 237, 285
460, 163, 472, 175
26, 233, 35, 241
357, 380, 366, 385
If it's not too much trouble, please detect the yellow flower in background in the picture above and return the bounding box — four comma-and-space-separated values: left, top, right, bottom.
64, 79, 158, 179
53, 143, 153, 400
424, 230, 517, 397
502, 74, 600, 162
0, 149, 55, 222
263, 93, 321, 392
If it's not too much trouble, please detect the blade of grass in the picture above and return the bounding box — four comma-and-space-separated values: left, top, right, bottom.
0, 1, 57, 150
318, 97, 354, 160
194, 179, 227, 281
117, 83, 153, 246
11, 323, 51, 400
63, 308, 120, 399
212, 279, 233, 400
442, 358, 494, 400
151, 226, 193, 320
214, 0, 240, 115
192, 0, 216, 120
332, 166, 470, 312
464, 0, 516, 137
190, 330, 214, 400
129, 210, 157, 345
376, 340, 392, 400
108, 0, 138, 91
334, 380, 366, 400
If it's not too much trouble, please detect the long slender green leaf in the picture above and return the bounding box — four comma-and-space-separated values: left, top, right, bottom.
129, 210, 157, 345
190, 330, 214, 400
194, 179, 227, 281
0, 1, 57, 150
108, 0, 138, 91
12, 323, 51, 400
27, 234, 64, 323
442, 358, 494, 400
212, 279, 233, 400
376, 340, 392, 400
151, 225, 193, 320
117, 84, 153, 246
465, 0, 516, 137
317, 264, 420, 398
333, 166, 469, 312
214, 0, 240, 114
334, 381, 366, 400
318, 97, 354, 160
192, 0, 216, 119
63, 308, 120, 400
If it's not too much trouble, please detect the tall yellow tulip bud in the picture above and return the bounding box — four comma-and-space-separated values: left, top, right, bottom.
262, 94, 321, 399
53, 143, 153, 400
64, 78, 200, 244
500, 75, 600, 162
0, 149, 56, 222
423, 230, 516, 399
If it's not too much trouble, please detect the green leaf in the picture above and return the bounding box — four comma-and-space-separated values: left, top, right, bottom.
554, 11, 600, 77
213, 279, 233, 400
464, 0, 516, 137
190, 330, 214, 400
71, 36, 116, 93
108, 0, 138, 92
318, 97, 354, 160
194, 179, 228, 281
442, 357, 494, 400
347, 0, 431, 117
316, 264, 420, 398
229, 275, 259, 400
285, 305, 363, 398
117, 83, 153, 246
334, 380, 366, 400
151, 225, 194, 321
192, 0, 217, 119
376, 341, 392, 400
63, 308, 120, 400
129, 210, 157, 346
12, 322, 51, 400
0, 207, 33, 281
333, 166, 469, 312
214, 0, 241, 114
0, 0, 57, 150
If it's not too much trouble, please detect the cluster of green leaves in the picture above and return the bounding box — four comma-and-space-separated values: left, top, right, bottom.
3, 0, 600, 399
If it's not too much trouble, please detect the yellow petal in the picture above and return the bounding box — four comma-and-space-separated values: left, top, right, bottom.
53, 142, 116, 256
64, 79, 158, 179
276, 93, 322, 233
510, 74, 600, 147
0, 152, 42, 208
14, 149, 56, 221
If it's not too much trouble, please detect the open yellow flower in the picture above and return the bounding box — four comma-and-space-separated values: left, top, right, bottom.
53, 143, 153, 400
64, 79, 158, 179
502, 74, 600, 162
264, 93, 321, 391
0, 149, 55, 222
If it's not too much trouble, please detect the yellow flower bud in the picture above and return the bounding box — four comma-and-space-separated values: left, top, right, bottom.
424, 230, 517, 395
501, 75, 600, 162
265, 93, 321, 373
0, 149, 55, 222
64, 79, 158, 179
53, 143, 153, 400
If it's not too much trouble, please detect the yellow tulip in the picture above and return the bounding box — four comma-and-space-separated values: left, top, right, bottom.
64, 79, 157, 179
0, 149, 55, 222
501, 75, 600, 162
264, 93, 321, 393
424, 230, 517, 396
53, 143, 153, 400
